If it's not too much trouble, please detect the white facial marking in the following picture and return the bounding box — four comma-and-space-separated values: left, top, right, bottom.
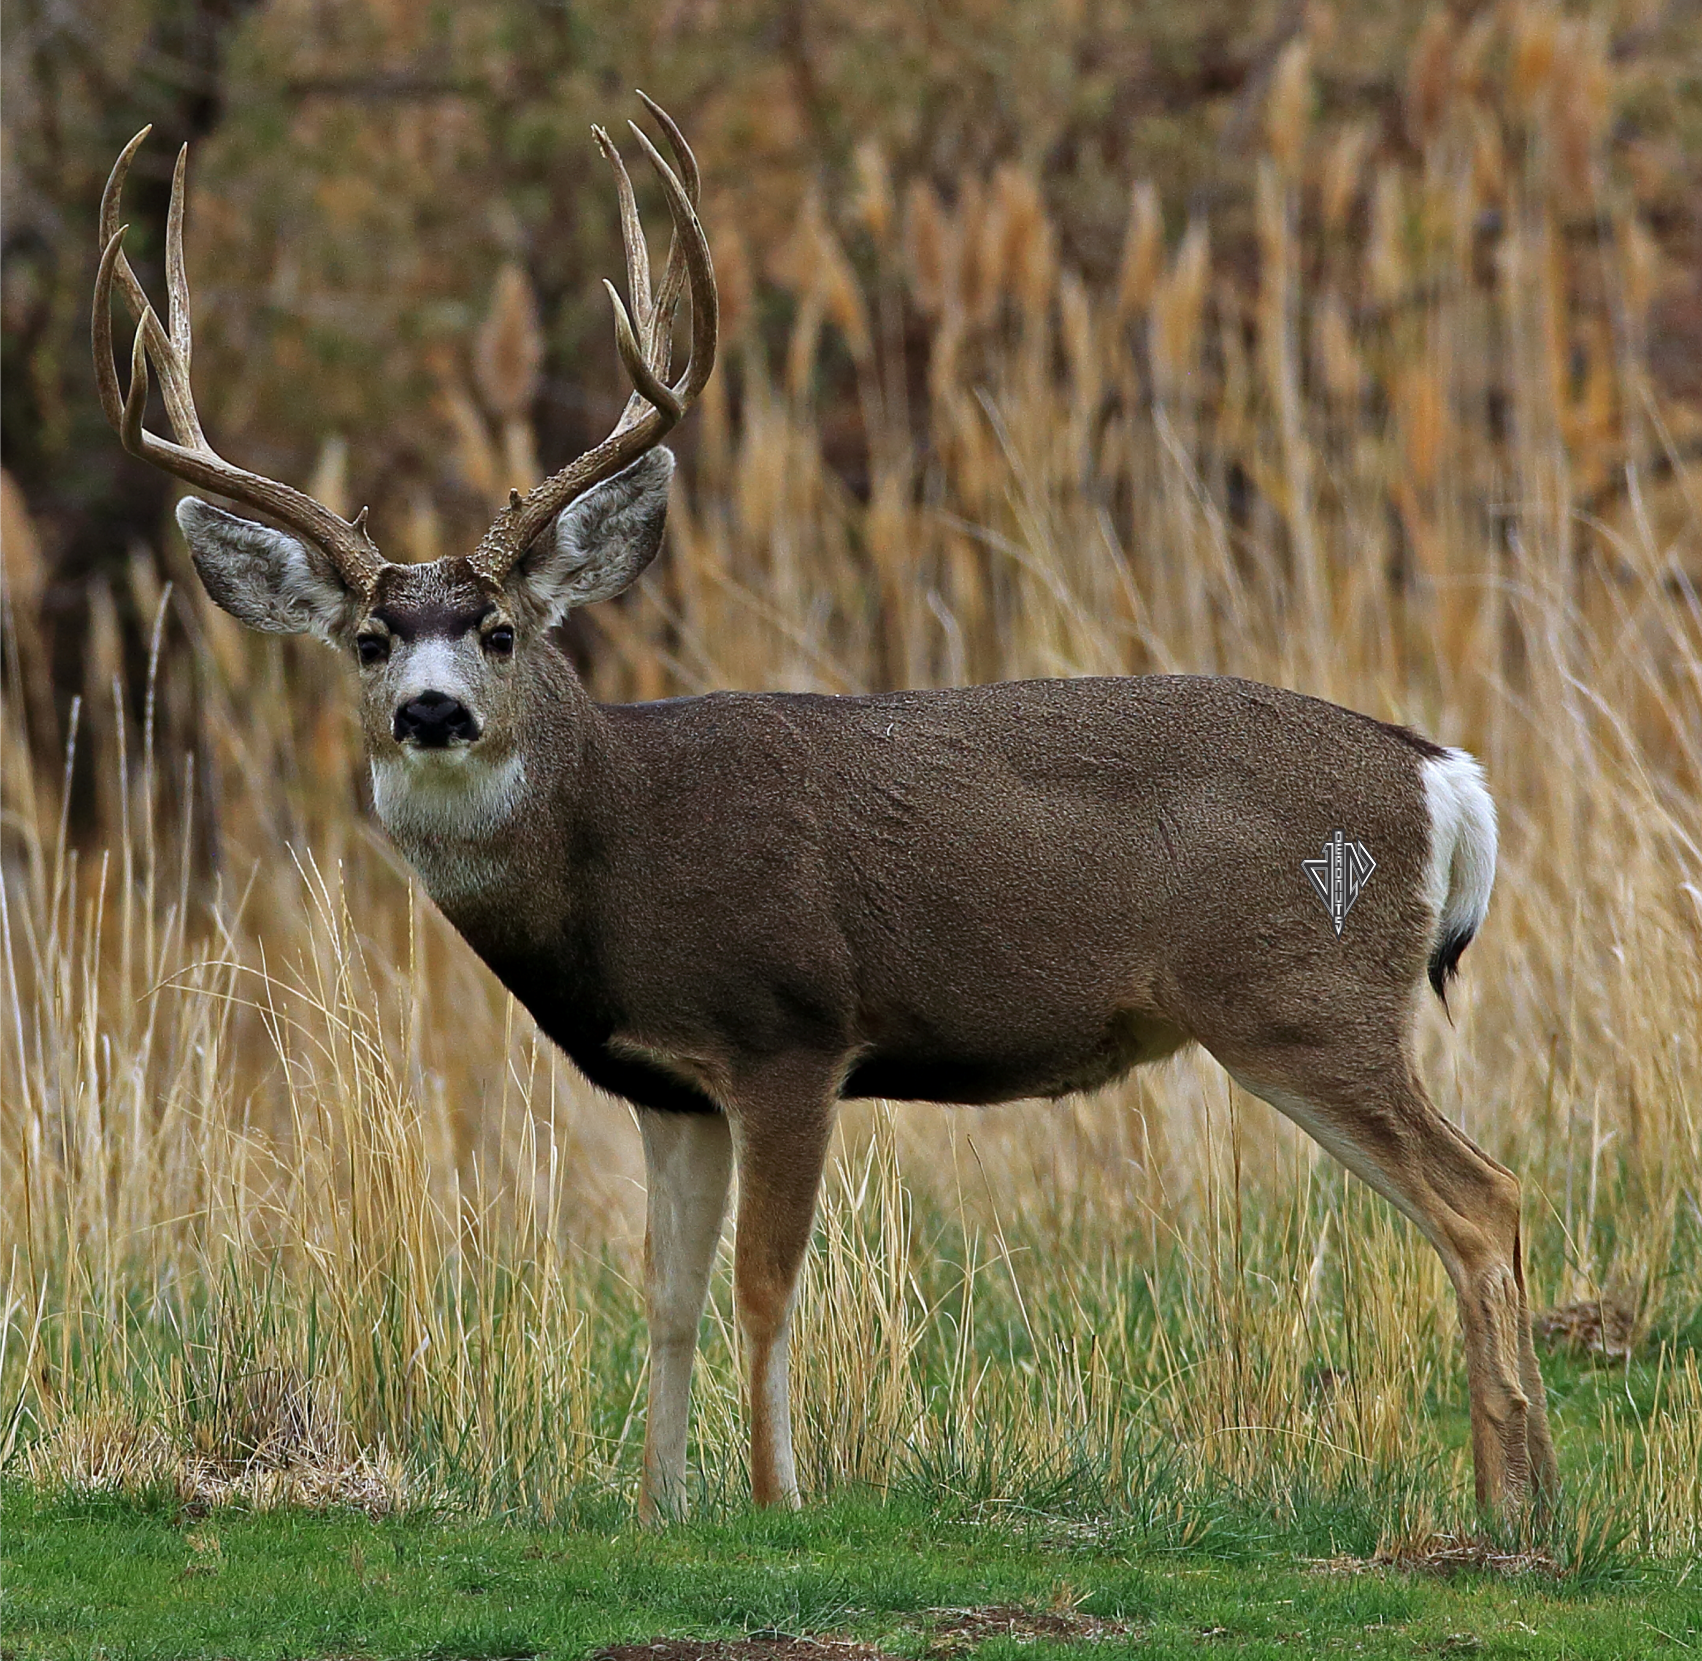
389, 637, 483, 728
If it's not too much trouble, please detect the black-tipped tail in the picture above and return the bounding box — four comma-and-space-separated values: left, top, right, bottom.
1428, 925, 1476, 1008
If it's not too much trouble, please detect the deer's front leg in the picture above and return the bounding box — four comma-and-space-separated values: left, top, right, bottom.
727, 1071, 838, 1509
638, 1108, 734, 1523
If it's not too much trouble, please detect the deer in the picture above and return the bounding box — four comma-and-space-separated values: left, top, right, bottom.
94, 101, 1557, 1522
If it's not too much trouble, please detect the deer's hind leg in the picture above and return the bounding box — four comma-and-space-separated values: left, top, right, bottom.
639, 1108, 734, 1523
1211, 1039, 1556, 1514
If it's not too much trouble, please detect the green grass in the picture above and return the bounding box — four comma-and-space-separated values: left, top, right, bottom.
6, 1297, 1698, 1659
5, 1482, 1699, 1661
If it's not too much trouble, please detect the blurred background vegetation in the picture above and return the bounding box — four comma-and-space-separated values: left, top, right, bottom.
5, 0, 1699, 829
3, 0, 1701, 1541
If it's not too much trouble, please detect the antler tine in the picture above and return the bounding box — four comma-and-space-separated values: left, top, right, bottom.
636, 91, 701, 203
158, 143, 206, 449
93, 225, 134, 433
622, 116, 708, 396
95, 130, 154, 428
121, 297, 153, 457
634, 120, 718, 407
593, 125, 654, 358
98, 131, 198, 448
469, 98, 717, 584
594, 98, 702, 377
165, 147, 196, 372
604, 279, 682, 420
99, 131, 157, 327
635, 90, 701, 376
95, 225, 191, 471
93, 130, 385, 594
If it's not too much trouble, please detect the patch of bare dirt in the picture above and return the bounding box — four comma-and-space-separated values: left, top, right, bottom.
1534, 1296, 1639, 1359
595, 1641, 895, 1661
595, 1607, 1141, 1661
1307, 1534, 1560, 1578
924, 1605, 1137, 1651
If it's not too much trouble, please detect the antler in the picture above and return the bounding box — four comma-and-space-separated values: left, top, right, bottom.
93, 128, 386, 595
467, 94, 718, 585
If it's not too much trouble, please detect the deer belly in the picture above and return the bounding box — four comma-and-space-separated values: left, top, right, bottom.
842, 1007, 1189, 1105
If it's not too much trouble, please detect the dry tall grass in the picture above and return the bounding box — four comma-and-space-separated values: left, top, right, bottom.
2, 9, 1698, 1551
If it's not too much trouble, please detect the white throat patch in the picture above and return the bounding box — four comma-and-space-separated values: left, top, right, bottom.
370, 750, 529, 846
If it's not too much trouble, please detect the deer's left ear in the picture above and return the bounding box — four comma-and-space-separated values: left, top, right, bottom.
510, 448, 673, 623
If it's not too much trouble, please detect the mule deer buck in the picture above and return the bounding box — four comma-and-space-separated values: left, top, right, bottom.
95, 102, 1556, 1519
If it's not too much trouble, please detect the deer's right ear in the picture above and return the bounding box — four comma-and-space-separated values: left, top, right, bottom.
176, 498, 362, 640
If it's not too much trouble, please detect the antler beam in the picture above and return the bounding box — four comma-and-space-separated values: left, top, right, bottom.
467, 96, 718, 585
95, 98, 714, 597
93, 128, 386, 595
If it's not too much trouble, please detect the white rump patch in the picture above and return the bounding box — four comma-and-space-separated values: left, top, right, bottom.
1419, 748, 1498, 957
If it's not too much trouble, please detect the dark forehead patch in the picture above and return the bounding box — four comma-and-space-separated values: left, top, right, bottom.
369, 559, 495, 640
370, 600, 493, 641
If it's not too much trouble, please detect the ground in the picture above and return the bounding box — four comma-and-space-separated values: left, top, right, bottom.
4, 1484, 1698, 1661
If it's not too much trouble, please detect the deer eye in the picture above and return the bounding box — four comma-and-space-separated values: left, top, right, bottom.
484, 624, 515, 657
356, 633, 390, 666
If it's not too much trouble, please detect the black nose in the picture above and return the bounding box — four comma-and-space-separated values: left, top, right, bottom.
393, 691, 479, 747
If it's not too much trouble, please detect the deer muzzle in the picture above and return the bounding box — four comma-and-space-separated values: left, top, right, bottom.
394, 691, 480, 749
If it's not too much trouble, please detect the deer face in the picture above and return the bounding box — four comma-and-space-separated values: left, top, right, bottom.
98, 101, 711, 845
176, 448, 674, 789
